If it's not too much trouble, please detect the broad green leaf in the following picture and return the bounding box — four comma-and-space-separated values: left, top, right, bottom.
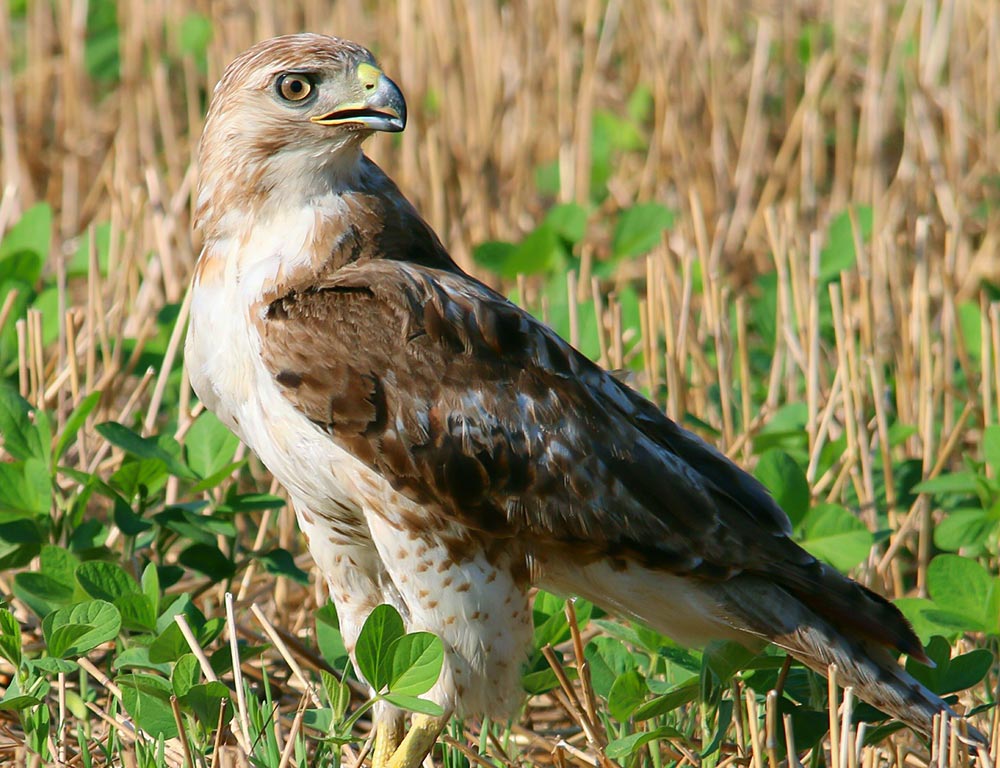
906, 637, 994, 695
0, 460, 49, 518
258, 548, 310, 585
316, 602, 349, 670
611, 203, 674, 259
185, 411, 239, 479
42, 600, 121, 657
607, 668, 647, 721
820, 206, 871, 281
39, 545, 80, 590
934, 508, 998, 552
178, 543, 235, 581
913, 471, 980, 496
14, 572, 76, 617
388, 632, 444, 695
48, 623, 93, 658
54, 392, 100, 461
606, 726, 684, 760
895, 597, 967, 643
141, 562, 160, 619
0, 694, 43, 711
356, 604, 405, 691
544, 203, 588, 243
0, 608, 22, 667
585, 637, 636, 699
0, 203, 51, 263
0, 388, 46, 462
116, 673, 177, 739
472, 241, 516, 275
76, 561, 140, 602
183, 681, 231, 726
926, 555, 1000, 633
382, 693, 445, 716
115, 593, 157, 633
984, 426, 1000, 476
632, 679, 700, 721
753, 450, 810, 525
30, 657, 78, 674
799, 504, 873, 571
96, 422, 196, 480
171, 654, 201, 699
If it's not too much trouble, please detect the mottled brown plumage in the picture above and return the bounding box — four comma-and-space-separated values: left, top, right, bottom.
186, 33, 977, 754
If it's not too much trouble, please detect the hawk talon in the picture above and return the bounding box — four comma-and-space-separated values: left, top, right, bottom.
384, 713, 452, 768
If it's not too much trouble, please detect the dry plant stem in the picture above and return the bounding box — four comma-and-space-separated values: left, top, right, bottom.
226, 592, 252, 751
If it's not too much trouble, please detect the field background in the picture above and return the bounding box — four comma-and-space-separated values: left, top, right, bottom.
0, 0, 998, 767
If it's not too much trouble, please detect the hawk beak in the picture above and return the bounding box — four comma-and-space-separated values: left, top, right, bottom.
311, 63, 407, 133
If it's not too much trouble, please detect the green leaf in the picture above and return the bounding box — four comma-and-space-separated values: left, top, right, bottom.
115, 593, 157, 633
585, 637, 636, 700
178, 543, 235, 581
0, 387, 47, 462
611, 203, 674, 259
0, 694, 43, 711
356, 604, 405, 691
0, 608, 22, 667
39, 545, 80, 589
258, 548, 310, 585
906, 637, 994, 695
183, 681, 231, 726
632, 679, 700, 721
382, 693, 445, 716
753, 450, 810, 525
926, 555, 1000, 633
30, 657, 78, 674
607, 669, 647, 721
0, 203, 51, 263
76, 561, 140, 602
388, 632, 444, 695
934, 508, 998, 552
820, 206, 871, 281
42, 600, 121, 657
185, 411, 239, 479
913, 471, 981, 496
472, 241, 516, 275
798, 504, 873, 571
316, 602, 349, 670
54, 392, 100, 461
984, 426, 1000, 476
606, 726, 684, 760
504, 225, 563, 277
171, 654, 201, 699
543, 203, 588, 244
895, 598, 966, 643
48, 624, 94, 658
0, 462, 48, 519
96, 422, 196, 480
116, 673, 178, 739
141, 562, 160, 619
178, 12, 212, 66
14, 572, 76, 617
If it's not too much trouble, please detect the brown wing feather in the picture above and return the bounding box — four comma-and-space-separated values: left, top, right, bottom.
257, 256, 924, 664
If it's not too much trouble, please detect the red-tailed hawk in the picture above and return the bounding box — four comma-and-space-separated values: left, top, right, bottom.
185, 34, 972, 767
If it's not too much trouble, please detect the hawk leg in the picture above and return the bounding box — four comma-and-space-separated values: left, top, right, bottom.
371, 713, 404, 768
384, 712, 451, 768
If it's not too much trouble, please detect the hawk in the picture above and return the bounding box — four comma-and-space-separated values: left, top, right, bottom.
185, 34, 970, 767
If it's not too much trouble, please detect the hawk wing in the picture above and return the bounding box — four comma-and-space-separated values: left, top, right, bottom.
257, 257, 922, 660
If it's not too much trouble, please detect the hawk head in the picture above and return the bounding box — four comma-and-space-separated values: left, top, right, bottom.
196, 34, 406, 240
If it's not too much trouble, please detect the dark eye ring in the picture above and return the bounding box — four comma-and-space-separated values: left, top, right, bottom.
276, 73, 314, 102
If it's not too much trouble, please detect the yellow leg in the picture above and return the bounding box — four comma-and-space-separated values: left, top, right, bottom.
371, 715, 403, 768
384, 713, 451, 768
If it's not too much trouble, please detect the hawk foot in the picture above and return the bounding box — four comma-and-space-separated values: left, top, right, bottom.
381, 712, 451, 768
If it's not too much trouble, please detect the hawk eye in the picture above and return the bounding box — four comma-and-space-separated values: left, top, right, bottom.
276, 73, 314, 102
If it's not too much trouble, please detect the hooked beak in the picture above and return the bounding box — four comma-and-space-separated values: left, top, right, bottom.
310, 62, 406, 133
